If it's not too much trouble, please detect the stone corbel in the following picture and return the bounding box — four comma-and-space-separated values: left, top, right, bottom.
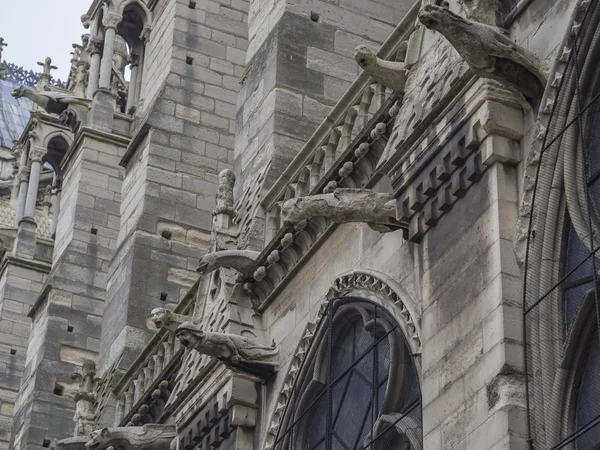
86, 424, 177, 450
197, 250, 261, 278
418, 4, 547, 102
175, 322, 279, 376
281, 188, 407, 233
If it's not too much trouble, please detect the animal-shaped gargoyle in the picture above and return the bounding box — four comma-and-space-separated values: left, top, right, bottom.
148, 308, 192, 333
11, 86, 91, 130
85, 424, 177, 450
418, 4, 547, 101
281, 188, 406, 233
355, 45, 407, 93
175, 322, 279, 371
197, 250, 260, 278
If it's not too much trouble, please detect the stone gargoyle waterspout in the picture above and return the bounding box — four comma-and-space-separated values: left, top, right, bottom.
51, 437, 89, 450
11, 86, 91, 130
148, 308, 192, 333
175, 322, 279, 370
418, 4, 547, 101
197, 250, 261, 278
85, 424, 177, 450
281, 188, 407, 233
354, 45, 407, 92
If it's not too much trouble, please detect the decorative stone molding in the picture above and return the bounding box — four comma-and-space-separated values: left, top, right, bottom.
86, 424, 177, 450
197, 250, 260, 278
418, 5, 547, 102
391, 79, 525, 242
281, 188, 405, 233
262, 270, 421, 450
354, 45, 407, 92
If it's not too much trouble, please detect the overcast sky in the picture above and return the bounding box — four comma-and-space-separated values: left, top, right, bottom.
0, 0, 88, 82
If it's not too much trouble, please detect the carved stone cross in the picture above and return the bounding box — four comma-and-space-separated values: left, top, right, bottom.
37, 57, 58, 79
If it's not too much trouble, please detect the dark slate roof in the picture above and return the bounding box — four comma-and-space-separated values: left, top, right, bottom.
0, 77, 32, 150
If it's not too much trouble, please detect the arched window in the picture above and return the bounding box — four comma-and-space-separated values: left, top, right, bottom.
275, 298, 422, 450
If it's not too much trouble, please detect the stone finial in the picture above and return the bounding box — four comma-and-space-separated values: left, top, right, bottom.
86, 424, 177, 450
0, 38, 8, 81
354, 45, 408, 92
71, 360, 97, 437
175, 322, 279, 369
148, 308, 192, 333
213, 169, 236, 218
281, 188, 407, 233
37, 57, 58, 86
418, 4, 547, 101
0, 38, 7, 60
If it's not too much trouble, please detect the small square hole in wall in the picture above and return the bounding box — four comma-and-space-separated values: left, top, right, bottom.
67, 325, 74, 333
160, 292, 168, 302
161, 230, 172, 240
189, 1, 196, 8
186, 56, 194, 65
53, 384, 64, 396
91, 227, 98, 235
310, 11, 320, 22
9, 349, 16, 356
42, 440, 51, 448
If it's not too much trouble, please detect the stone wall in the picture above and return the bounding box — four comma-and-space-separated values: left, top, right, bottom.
99, 0, 249, 373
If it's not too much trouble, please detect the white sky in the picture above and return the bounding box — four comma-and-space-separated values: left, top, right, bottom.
0, 0, 88, 82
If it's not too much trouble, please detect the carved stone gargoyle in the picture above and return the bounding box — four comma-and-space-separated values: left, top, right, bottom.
52, 436, 89, 450
197, 250, 261, 278
148, 308, 192, 333
418, 4, 547, 101
11, 86, 91, 131
355, 45, 407, 92
175, 322, 279, 372
281, 188, 407, 233
85, 424, 177, 450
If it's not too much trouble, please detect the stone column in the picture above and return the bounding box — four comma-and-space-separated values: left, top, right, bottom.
98, 12, 122, 90
51, 177, 61, 238
15, 167, 29, 226
87, 38, 103, 98
23, 146, 45, 219
125, 51, 140, 113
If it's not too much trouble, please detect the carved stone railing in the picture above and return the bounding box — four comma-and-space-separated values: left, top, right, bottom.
245, 3, 421, 311
110, 279, 200, 426
2, 61, 67, 89
261, 1, 420, 215
0, 198, 53, 239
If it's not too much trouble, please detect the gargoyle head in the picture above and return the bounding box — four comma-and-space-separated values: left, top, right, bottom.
85, 428, 111, 450
176, 322, 205, 348
280, 197, 305, 226
419, 4, 462, 30
150, 308, 172, 329
197, 253, 217, 274
11, 86, 27, 99
354, 45, 376, 69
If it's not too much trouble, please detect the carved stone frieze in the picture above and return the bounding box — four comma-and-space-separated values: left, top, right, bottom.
419, 5, 547, 101
281, 188, 405, 233
86, 424, 176, 450
262, 270, 422, 450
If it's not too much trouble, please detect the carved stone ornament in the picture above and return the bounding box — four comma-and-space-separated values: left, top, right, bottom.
213, 169, 236, 217
11, 86, 91, 116
71, 360, 98, 437
418, 4, 547, 101
102, 12, 123, 30
37, 57, 58, 79
85, 424, 177, 450
148, 308, 192, 333
175, 322, 279, 369
52, 436, 89, 450
29, 147, 46, 164
354, 45, 407, 92
197, 250, 261, 278
281, 188, 406, 233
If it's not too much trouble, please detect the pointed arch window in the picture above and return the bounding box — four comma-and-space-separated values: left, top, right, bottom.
275, 298, 422, 450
